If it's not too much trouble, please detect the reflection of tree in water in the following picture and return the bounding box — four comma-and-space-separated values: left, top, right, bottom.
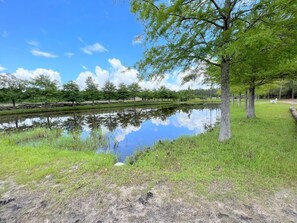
150, 107, 177, 121
31, 115, 61, 130
115, 108, 145, 128
0, 105, 221, 133
102, 112, 119, 132
203, 108, 221, 131
116, 110, 131, 128
85, 113, 103, 131
14, 117, 19, 129
62, 113, 84, 133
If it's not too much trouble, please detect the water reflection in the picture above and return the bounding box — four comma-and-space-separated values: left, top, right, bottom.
0, 105, 220, 161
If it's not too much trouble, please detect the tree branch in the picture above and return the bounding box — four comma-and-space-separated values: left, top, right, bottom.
210, 0, 225, 19
168, 12, 224, 29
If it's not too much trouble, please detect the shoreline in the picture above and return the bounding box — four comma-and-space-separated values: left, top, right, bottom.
0, 99, 220, 117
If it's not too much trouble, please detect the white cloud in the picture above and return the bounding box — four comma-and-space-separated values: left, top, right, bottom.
75, 66, 110, 90
65, 52, 74, 58
172, 109, 219, 134
31, 49, 58, 58
74, 58, 210, 91
12, 68, 61, 84
81, 65, 88, 70
108, 58, 138, 87
75, 71, 98, 90
81, 43, 108, 55
95, 66, 109, 88
27, 40, 39, 47
132, 35, 143, 45
151, 118, 170, 126
0, 65, 6, 72
115, 125, 141, 142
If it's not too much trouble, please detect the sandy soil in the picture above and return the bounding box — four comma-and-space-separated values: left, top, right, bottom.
1, 179, 297, 223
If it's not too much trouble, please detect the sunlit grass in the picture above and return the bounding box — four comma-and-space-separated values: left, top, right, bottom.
0, 128, 116, 185
115, 101, 297, 195
0, 101, 296, 197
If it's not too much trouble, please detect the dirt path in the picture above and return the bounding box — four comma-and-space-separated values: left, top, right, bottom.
1, 179, 297, 223
279, 99, 297, 105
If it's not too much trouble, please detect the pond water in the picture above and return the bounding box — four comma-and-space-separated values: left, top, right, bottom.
0, 105, 220, 161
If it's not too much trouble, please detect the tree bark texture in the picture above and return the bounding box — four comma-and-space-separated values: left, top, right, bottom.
12, 99, 16, 110
232, 94, 235, 105
247, 86, 256, 118
238, 93, 241, 106
245, 89, 248, 110
279, 80, 283, 99
219, 60, 231, 141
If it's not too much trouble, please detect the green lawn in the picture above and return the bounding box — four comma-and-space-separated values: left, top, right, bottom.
0, 101, 296, 197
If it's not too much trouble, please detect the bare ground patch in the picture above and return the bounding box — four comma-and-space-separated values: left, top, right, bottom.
0, 178, 297, 223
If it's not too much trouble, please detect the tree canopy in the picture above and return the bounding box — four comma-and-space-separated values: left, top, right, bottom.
131, 0, 273, 141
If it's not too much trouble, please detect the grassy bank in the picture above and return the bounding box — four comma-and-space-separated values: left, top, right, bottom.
0, 128, 116, 187
0, 99, 220, 116
119, 101, 297, 195
0, 101, 296, 197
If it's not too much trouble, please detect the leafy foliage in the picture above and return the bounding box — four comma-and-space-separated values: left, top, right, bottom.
63, 81, 81, 105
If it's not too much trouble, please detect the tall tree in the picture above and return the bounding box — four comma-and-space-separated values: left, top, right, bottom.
0, 73, 26, 109
31, 74, 58, 105
85, 76, 99, 105
131, 0, 269, 141
63, 81, 81, 105
227, 0, 297, 118
128, 83, 141, 101
102, 81, 116, 102
117, 83, 129, 101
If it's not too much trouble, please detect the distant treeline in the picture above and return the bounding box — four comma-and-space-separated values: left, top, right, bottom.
0, 74, 219, 108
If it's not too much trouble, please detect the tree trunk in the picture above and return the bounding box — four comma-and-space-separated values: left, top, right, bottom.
279, 80, 283, 99
247, 86, 256, 118
14, 117, 19, 129
238, 92, 241, 106
46, 116, 51, 129
231, 94, 234, 105
292, 80, 295, 100
12, 98, 16, 110
219, 60, 231, 141
245, 89, 248, 110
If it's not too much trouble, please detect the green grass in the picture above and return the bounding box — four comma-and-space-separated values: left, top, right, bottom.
0, 101, 296, 197
0, 129, 116, 186
111, 101, 297, 196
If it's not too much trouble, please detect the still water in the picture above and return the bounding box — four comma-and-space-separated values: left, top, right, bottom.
0, 105, 220, 161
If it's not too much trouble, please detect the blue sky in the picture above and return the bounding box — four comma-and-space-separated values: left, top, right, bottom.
0, 0, 207, 90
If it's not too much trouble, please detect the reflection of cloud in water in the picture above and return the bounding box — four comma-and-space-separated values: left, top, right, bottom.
173, 110, 218, 134
151, 117, 170, 126
115, 125, 141, 142
22, 118, 41, 126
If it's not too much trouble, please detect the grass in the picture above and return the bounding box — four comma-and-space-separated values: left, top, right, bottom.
0, 101, 296, 198
0, 129, 116, 186
112, 101, 297, 196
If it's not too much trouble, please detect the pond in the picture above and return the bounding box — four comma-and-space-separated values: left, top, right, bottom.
0, 104, 220, 161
